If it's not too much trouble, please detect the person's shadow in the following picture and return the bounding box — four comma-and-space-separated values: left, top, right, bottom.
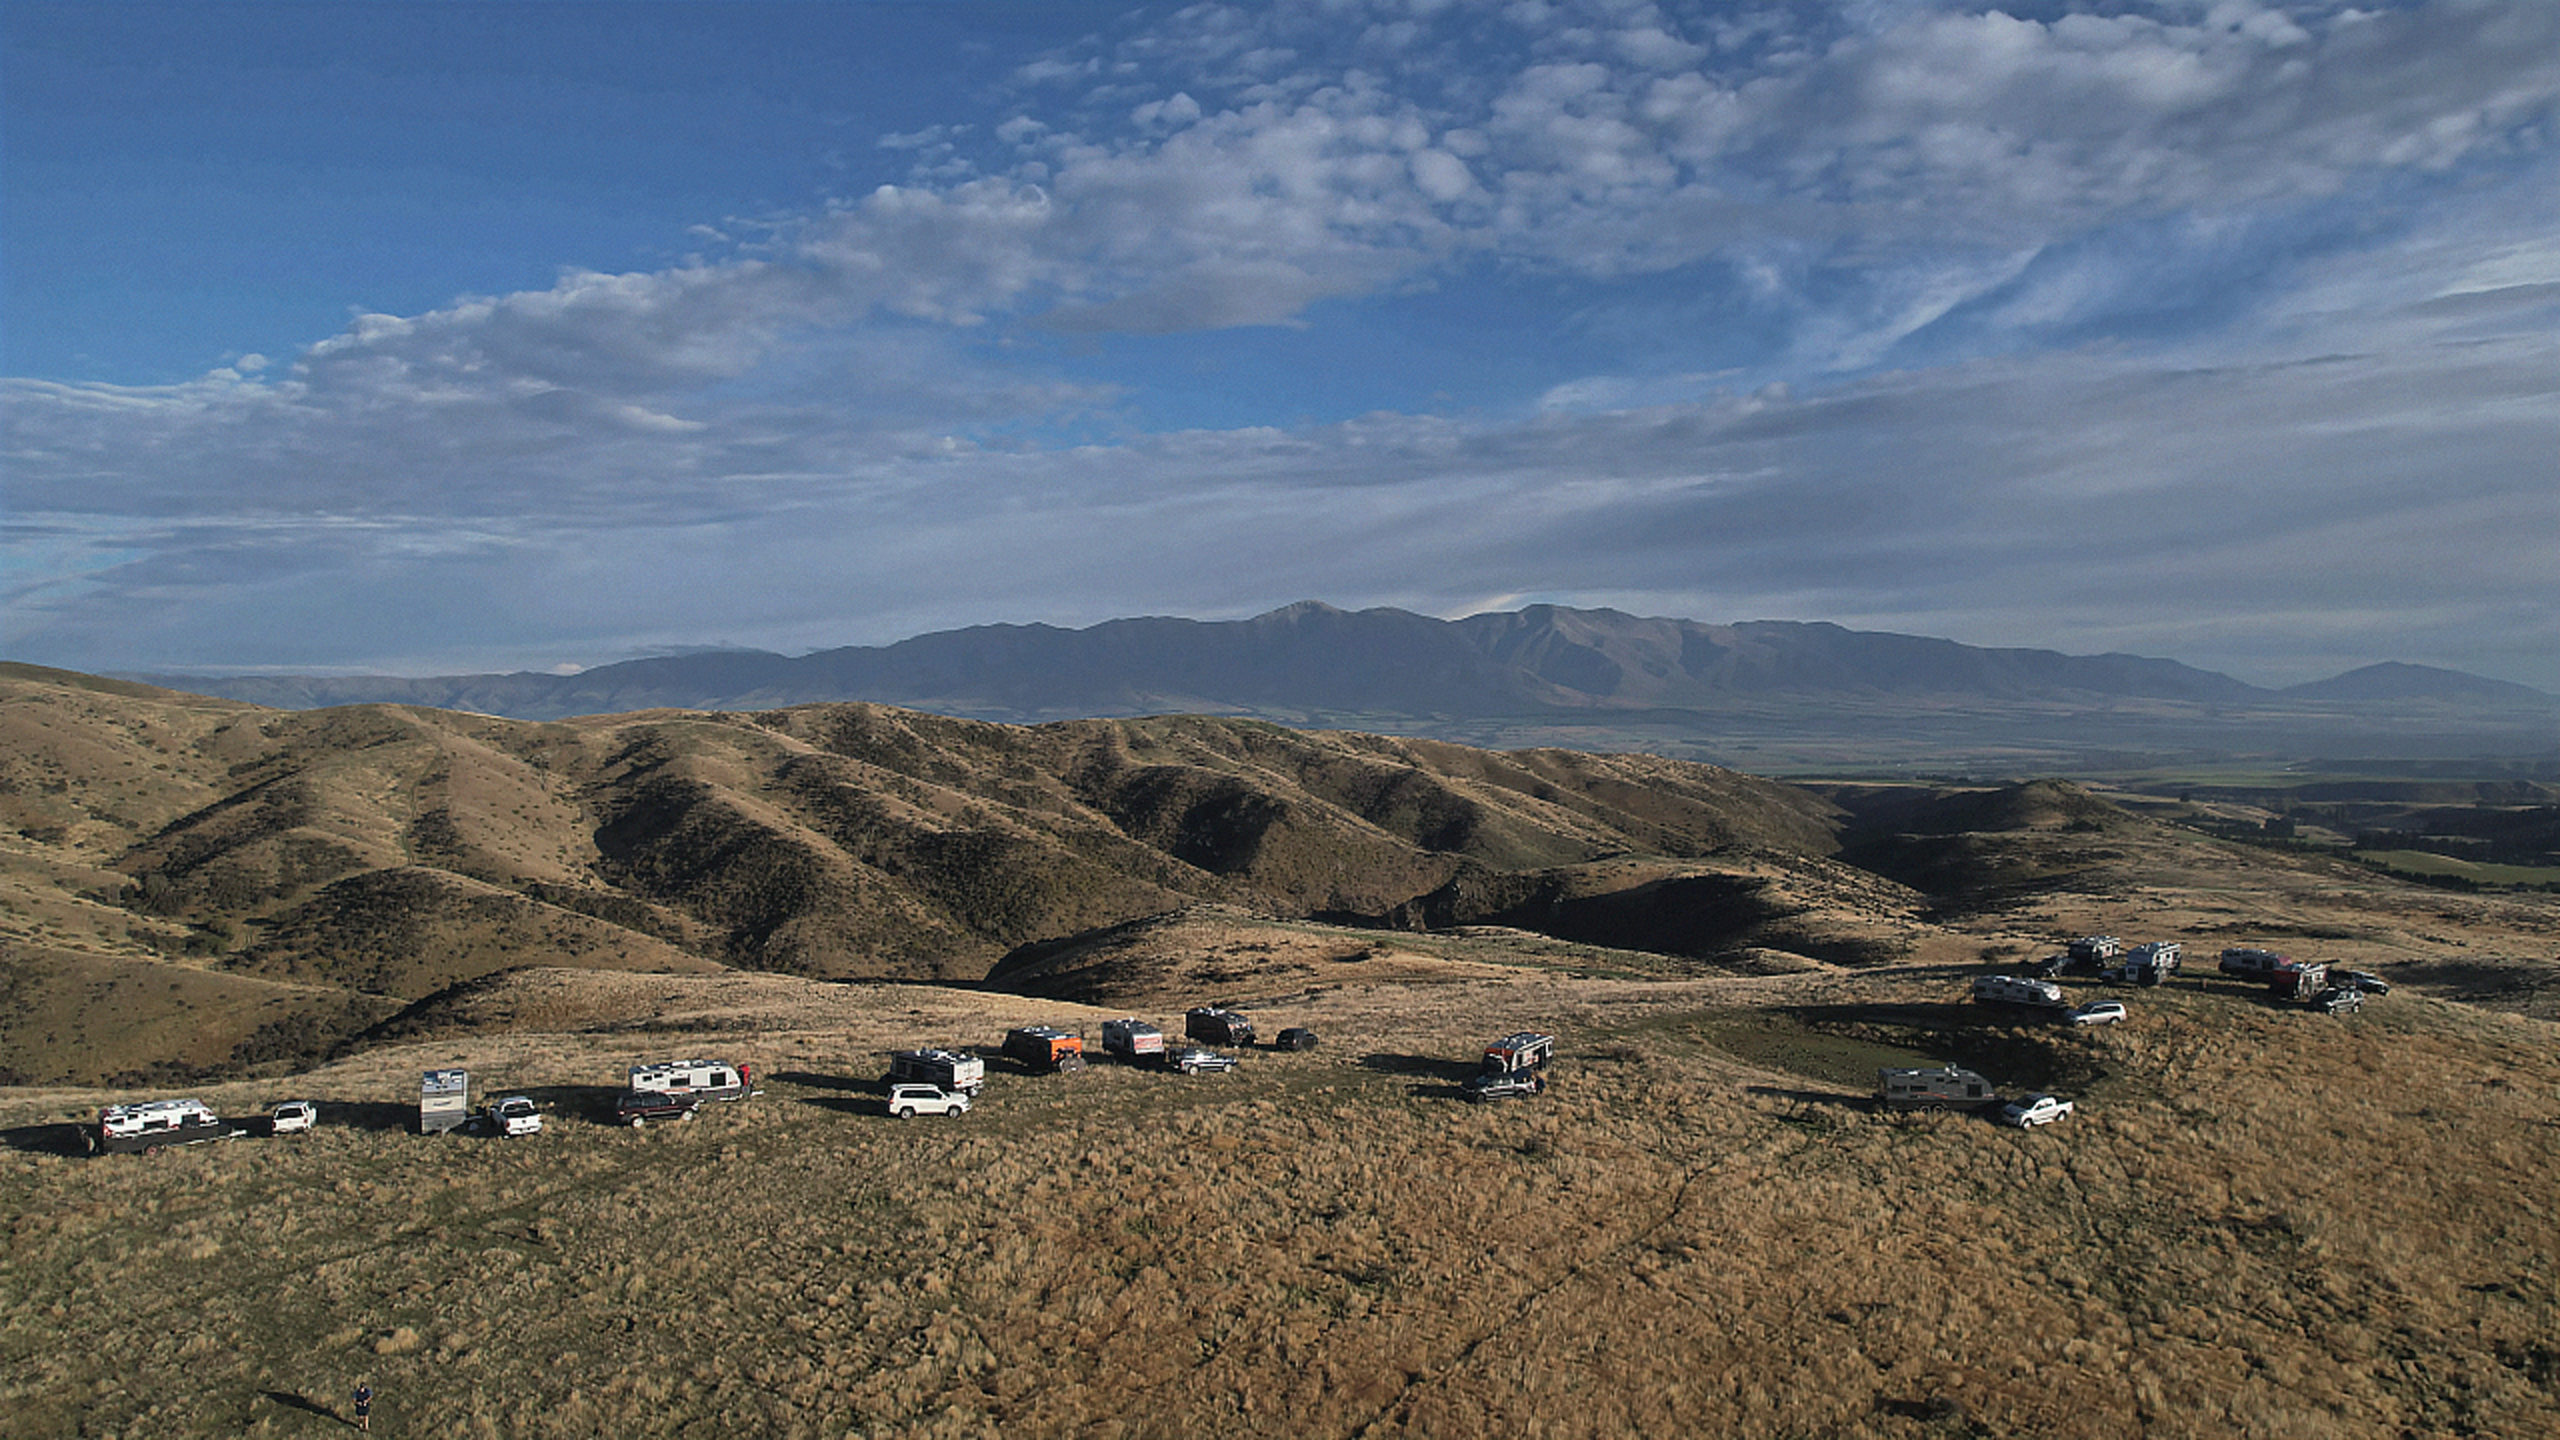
261, 1390, 339, 1424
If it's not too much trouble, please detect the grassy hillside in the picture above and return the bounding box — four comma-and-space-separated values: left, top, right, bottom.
8, 665, 2558, 1435
9, 667, 2560, 1087
2, 958, 2553, 1438
0, 672, 1841, 1082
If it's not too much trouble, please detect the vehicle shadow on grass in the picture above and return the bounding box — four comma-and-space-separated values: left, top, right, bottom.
799, 1094, 886, 1118
1, 1122, 88, 1156
1357, 1052, 1477, 1080
1776, 1000, 1982, 1031
1357, 1052, 1480, 1100
516, 1084, 627, 1126
307, 1100, 420, 1134
772, 1069, 879, 1093
1744, 1085, 2021, 1127
1743, 1083, 1873, 1113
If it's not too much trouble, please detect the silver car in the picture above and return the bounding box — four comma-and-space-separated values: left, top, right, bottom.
2000, 1094, 2074, 1128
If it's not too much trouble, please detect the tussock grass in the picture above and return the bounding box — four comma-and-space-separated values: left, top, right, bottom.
4, 966, 2555, 1438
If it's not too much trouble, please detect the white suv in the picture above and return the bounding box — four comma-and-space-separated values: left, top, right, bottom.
887, 1084, 970, 1119
2068, 1001, 2127, 1027
2000, 1094, 2074, 1128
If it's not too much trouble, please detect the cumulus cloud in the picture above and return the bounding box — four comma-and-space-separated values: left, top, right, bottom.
5, 0, 2557, 684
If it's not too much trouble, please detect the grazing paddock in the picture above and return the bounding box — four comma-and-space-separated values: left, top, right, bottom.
3, 971, 2554, 1439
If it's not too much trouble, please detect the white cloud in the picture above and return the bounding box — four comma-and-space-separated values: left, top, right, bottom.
6, 0, 2558, 687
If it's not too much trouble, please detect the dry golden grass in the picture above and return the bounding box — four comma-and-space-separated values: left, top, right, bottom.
7, 667, 2559, 1434
5, 962, 2555, 1439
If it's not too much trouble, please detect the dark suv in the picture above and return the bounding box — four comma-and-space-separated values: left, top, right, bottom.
614, 1090, 702, 1127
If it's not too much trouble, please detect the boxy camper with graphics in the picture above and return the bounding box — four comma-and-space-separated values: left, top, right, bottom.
628, 1059, 753, 1103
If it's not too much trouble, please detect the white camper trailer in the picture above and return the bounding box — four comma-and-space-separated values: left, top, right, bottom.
1971, 974, 2066, 1010
92, 1098, 237, 1155
419, 1068, 471, 1136
1877, 1066, 1995, 1112
627, 1059, 753, 1102
885, 1049, 985, 1095
1100, 1019, 1168, 1063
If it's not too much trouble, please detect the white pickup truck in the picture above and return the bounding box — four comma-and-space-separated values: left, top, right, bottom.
2000, 1094, 2075, 1128
482, 1095, 543, 1137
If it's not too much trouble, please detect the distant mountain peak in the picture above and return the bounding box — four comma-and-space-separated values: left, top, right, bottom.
2285, 661, 2552, 704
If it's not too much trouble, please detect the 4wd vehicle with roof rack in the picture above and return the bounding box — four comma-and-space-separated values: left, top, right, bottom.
887, 1084, 971, 1119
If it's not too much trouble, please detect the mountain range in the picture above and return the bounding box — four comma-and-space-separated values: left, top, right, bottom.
136, 603, 2557, 771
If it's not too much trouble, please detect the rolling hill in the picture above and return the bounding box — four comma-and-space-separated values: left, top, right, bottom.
4, 665, 1858, 1082
8, 663, 2558, 1086
6, 666, 2559, 1438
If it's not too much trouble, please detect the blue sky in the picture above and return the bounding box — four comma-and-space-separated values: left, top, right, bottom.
5, 0, 2556, 688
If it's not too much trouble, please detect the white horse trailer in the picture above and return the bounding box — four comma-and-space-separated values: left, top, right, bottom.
420, 1068, 471, 1135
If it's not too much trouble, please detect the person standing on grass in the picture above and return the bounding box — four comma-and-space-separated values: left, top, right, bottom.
352, 1381, 373, 1432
